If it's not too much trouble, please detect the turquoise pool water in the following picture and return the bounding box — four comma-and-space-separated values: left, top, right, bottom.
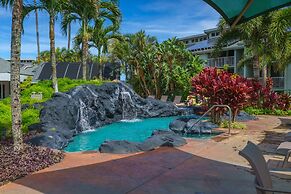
65, 116, 215, 152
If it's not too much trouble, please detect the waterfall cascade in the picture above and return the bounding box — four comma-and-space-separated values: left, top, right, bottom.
121, 91, 138, 121
78, 99, 92, 130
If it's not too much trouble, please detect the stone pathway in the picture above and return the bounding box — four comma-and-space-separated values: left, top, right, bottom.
1, 116, 291, 194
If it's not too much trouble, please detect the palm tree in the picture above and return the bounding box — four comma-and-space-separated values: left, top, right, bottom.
159, 38, 185, 94
62, 0, 121, 80
90, 19, 121, 79
214, 8, 291, 85
34, 0, 40, 59
26, 0, 63, 93
75, 18, 121, 79
127, 31, 157, 96
67, 23, 71, 50
1, 0, 24, 151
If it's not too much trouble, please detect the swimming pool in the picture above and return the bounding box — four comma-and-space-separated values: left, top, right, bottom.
65, 116, 216, 152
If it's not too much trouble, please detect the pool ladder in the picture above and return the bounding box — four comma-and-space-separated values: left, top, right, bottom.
187, 105, 232, 135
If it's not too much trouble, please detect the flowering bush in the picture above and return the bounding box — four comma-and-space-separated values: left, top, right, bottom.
191, 67, 255, 121
191, 67, 291, 121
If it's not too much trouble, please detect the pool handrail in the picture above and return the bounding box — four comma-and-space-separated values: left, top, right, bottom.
188, 105, 232, 134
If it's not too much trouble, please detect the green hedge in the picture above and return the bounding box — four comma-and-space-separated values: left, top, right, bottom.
245, 107, 291, 116
0, 78, 106, 138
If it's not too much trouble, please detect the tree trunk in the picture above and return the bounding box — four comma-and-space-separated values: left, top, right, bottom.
253, 55, 260, 80
67, 23, 71, 50
98, 47, 103, 79
34, 0, 40, 60
81, 21, 88, 80
50, 15, 58, 93
137, 66, 150, 96
10, 0, 24, 151
168, 59, 174, 94
262, 65, 267, 87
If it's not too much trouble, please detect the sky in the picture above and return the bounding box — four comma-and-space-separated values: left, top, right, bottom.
0, 0, 220, 60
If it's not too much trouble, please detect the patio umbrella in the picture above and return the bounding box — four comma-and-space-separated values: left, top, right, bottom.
203, 0, 291, 27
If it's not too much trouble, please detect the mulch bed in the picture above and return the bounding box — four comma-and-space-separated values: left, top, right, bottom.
0, 138, 64, 186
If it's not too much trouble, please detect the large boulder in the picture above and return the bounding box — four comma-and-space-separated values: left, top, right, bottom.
99, 141, 141, 154
139, 130, 187, 151
28, 82, 182, 150
99, 130, 187, 154
169, 117, 218, 134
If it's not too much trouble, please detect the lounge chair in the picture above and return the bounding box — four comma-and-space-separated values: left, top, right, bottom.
148, 95, 155, 99
285, 132, 291, 142
239, 141, 291, 194
276, 142, 291, 168
160, 95, 168, 102
173, 96, 182, 105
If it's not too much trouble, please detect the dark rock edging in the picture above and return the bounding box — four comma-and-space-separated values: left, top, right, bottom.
169, 117, 218, 134
99, 130, 187, 154
28, 82, 182, 150
169, 111, 257, 135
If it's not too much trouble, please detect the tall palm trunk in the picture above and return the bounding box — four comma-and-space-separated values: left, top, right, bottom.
10, 0, 24, 151
168, 59, 175, 93
34, 0, 40, 59
50, 15, 58, 93
253, 55, 260, 80
262, 65, 267, 87
81, 21, 88, 80
67, 23, 71, 50
98, 47, 103, 79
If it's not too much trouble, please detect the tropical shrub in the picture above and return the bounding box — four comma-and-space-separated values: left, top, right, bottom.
111, 33, 203, 98
191, 67, 255, 121
191, 68, 291, 120
0, 78, 106, 138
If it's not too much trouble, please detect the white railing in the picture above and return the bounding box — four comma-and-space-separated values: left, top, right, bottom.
207, 56, 235, 68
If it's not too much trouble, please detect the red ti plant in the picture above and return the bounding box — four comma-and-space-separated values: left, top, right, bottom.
191, 67, 255, 122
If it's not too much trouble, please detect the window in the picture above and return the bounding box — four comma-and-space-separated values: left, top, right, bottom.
2, 84, 5, 98
192, 39, 195, 43
211, 32, 215, 37
216, 32, 220, 36
185, 41, 189, 44
0, 83, 4, 99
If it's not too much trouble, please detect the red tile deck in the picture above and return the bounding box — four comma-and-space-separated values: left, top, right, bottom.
1, 116, 291, 194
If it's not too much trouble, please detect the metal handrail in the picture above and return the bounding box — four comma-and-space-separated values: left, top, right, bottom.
188, 105, 232, 134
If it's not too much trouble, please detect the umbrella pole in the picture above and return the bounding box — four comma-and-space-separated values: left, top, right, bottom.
231, 0, 254, 28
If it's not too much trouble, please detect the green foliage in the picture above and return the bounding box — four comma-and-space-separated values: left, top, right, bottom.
245, 107, 291, 116
111, 32, 203, 98
215, 8, 291, 74
0, 103, 12, 137
220, 121, 247, 130
37, 48, 84, 63
22, 109, 40, 134
0, 78, 105, 138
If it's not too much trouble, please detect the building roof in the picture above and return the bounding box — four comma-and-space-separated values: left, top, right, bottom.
178, 33, 207, 41
187, 37, 244, 53
0, 58, 11, 73
187, 39, 217, 51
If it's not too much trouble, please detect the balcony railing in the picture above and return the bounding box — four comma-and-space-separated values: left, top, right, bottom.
207, 56, 235, 68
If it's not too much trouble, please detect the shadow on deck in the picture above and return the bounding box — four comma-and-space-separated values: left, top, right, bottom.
8, 148, 255, 194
